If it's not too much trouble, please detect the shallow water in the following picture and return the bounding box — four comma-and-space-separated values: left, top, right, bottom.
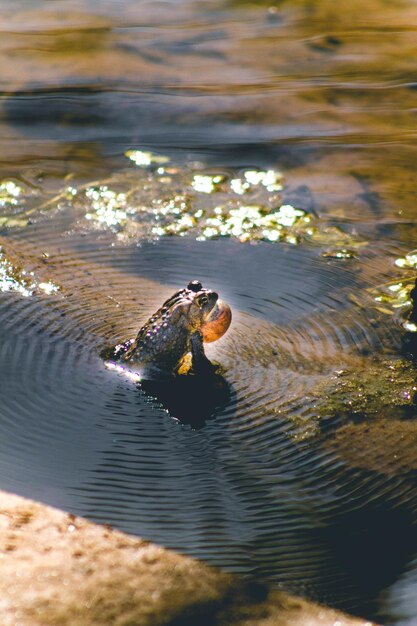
1, 1, 417, 624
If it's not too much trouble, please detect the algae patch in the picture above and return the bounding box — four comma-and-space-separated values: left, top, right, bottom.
285, 358, 417, 445
79, 158, 309, 244
0, 155, 365, 252
311, 359, 417, 420
370, 250, 417, 332
53, 151, 363, 250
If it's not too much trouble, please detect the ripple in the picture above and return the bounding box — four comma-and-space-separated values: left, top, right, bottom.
0, 212, 414, 619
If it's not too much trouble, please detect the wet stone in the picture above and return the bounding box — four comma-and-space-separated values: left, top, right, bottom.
0, 490, 371, 626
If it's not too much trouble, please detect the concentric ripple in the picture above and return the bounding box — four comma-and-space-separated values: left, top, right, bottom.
0, 217, 415, 622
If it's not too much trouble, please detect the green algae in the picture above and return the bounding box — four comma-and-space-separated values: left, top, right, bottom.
278, 356, 417, 444
311, 358, 417, 421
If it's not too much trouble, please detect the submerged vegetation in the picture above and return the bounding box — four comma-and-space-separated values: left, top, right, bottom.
0, 151, 366, 258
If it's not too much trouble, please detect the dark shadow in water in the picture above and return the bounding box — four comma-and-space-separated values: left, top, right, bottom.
101, 338, 233, 428
314, 488, 417, 622
140, 371, 233, 429
402, 334, 417, 361
2, 87, 317, 172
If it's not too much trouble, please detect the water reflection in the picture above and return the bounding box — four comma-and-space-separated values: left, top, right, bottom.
140, 372, 233, 428
0, 0, 416, 225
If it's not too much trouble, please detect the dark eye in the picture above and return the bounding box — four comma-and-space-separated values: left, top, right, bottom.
188, 280, 202, 292
198, 295, 209, 306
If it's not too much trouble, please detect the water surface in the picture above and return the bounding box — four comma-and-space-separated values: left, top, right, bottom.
1, 1, 417, 624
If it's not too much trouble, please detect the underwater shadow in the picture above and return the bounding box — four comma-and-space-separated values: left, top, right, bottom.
140, 371, 233, 428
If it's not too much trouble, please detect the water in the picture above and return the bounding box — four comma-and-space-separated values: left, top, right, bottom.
1, 1, 417, 623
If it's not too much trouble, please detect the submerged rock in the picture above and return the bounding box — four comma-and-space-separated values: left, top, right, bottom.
325, 419, 417, 475
306, 358, 417, 474
312, 359, 417, 420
